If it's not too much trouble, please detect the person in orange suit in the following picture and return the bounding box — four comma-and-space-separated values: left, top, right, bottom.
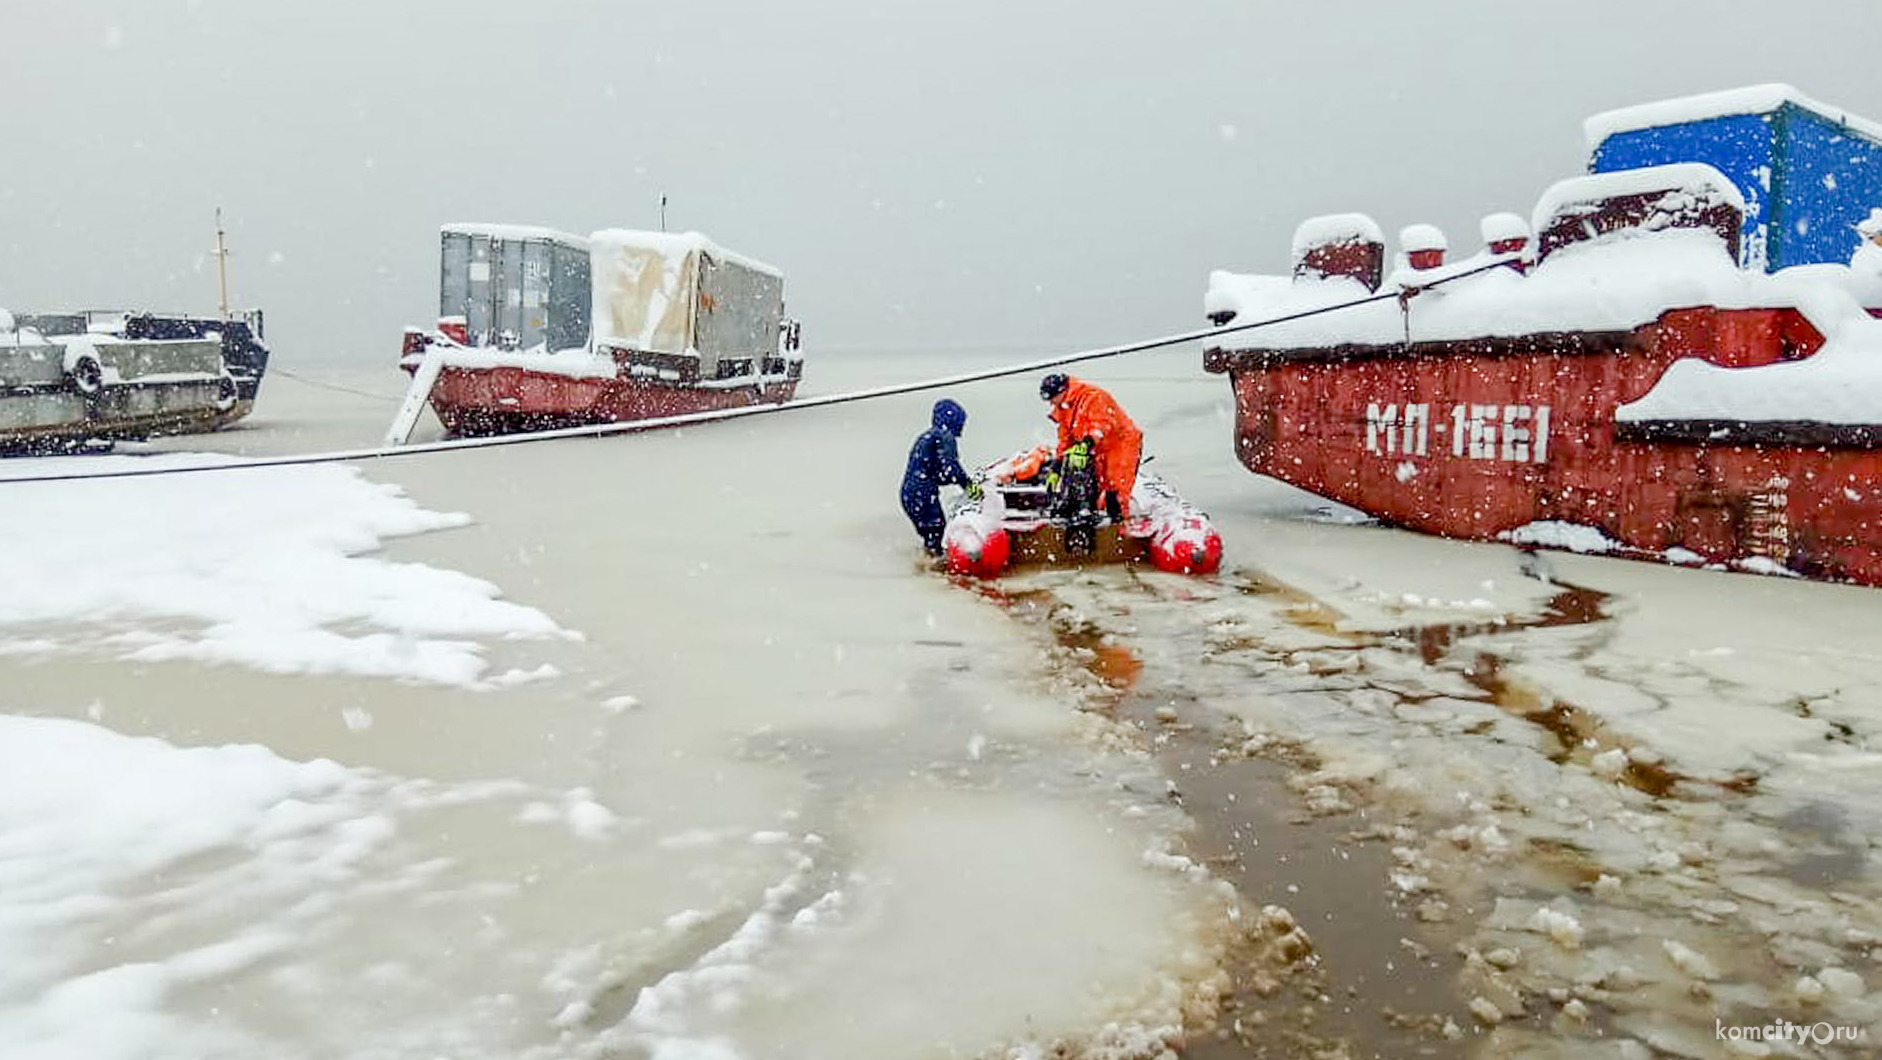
1038, 373, 1142, 521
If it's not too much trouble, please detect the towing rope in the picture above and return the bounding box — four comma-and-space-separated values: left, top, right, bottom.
0, 259, 1510, 486
269, 367, 406, 404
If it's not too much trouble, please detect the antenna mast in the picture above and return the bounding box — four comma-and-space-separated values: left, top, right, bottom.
659, 194, 668, 233
213, 208, 231, 320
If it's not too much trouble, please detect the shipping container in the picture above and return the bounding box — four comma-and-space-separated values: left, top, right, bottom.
439, 225, 591, 352
1587, 85, 1882, 271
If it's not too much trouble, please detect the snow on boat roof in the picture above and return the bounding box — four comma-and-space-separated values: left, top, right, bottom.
1290, 213, 1384, 260
1216, 228, 1738, 343
1480, 212, 1530, 242
442, 223, 591, 248
1210, 162, 1770, 344
1530, 162, 1745, 239
1583, 83, 1882, 149
1399, 224, 1447, 252
588, 229, 783, 278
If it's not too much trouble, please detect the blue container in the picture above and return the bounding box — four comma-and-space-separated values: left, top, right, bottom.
1588, 88, 1882, 271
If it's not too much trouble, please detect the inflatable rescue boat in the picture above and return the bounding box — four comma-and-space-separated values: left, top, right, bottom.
941, 447, 1223, 578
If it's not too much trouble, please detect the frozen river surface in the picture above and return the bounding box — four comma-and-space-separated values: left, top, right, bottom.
3, 348, 1880, 1059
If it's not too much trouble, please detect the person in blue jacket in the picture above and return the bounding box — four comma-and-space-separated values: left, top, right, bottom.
900, 398, 981, 555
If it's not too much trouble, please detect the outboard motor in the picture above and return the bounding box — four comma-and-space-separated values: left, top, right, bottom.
1050, 457, 1103, 556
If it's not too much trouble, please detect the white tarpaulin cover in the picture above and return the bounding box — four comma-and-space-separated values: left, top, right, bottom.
589, 230, 783, 357
590, 230, 701, 355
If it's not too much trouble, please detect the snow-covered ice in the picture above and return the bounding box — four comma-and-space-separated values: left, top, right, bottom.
0, 454, 567, 686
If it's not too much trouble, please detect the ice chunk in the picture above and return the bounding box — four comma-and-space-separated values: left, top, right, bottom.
1796, 974, 1827, 1004
1467, 995, 1504, 1024
1528, 906, 1585, 949
1502, 521, 1622, 554
1626, 746, 1663, 766
1591, 748, 1628, 778
1818, 966, 1865, 998
1258, 905, 1297, 933
664, 909, 711, 932
565, 794, 617, 839
1662, 939, 1719, 981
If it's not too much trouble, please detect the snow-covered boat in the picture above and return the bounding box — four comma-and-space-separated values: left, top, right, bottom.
1203, 85, 1882, 587
395, 225, 803, 438
114, 310, 271, 417
942, 447, 1222, 578
0, 308, 254, 453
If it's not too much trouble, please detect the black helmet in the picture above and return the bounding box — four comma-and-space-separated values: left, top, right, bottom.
1039, 373, 1069, 400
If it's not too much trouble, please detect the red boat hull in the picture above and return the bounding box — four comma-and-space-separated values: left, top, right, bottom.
1206, 306, 1882, 587
421, 365, 797, 436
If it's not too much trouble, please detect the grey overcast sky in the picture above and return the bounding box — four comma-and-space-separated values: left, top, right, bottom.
2, 1, 1876, 363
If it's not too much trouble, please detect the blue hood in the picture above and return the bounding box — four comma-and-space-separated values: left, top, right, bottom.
931, 398, 966, 435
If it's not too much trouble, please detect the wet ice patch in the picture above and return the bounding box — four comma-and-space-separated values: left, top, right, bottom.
0, 454, 569, 686
600, 788, 1230, 1060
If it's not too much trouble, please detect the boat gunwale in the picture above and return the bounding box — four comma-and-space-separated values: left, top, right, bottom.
1203, 328, 1643, 372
